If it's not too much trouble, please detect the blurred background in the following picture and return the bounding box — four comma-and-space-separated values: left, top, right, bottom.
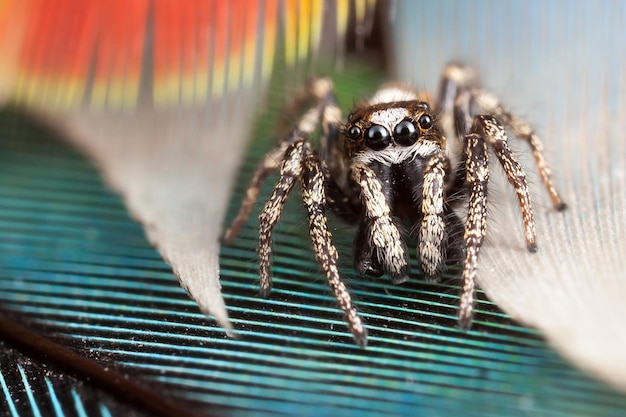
1, 1, 625, 416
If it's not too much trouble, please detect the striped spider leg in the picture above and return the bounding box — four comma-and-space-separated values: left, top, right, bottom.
222, 78, 368, 346
440, 63, 567, 328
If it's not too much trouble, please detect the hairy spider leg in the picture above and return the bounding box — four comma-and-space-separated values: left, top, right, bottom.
222, 107, 321, 244
438, 63, 567, 212
352, 161, 409, 282
395, 154, 466, 278
469, 88, 568, 211
226, 77, 366, 344
222, 77, 339, 245
475, 115, 538, 252
455, 92, 538, 251
222, 137, 298, 244
352, 162, 389, 277
258, 140, 307, 295
459, 133, 489, 330
350, 163, 409, 284
418, 151, 448, 281
302, 147, 367, 347
255, 105, 355, 298
457, 113, 538, 330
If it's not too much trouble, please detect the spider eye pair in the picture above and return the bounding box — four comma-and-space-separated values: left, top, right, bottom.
347, 125, 391, 150
347, 114, 434, 149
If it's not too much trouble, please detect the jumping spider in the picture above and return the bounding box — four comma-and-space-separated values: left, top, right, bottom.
222, 64, 567, 347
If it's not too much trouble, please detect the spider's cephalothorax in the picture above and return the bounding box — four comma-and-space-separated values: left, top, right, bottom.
222, 65, 567, 347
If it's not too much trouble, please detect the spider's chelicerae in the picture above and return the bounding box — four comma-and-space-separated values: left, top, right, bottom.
223, 64, 567, 347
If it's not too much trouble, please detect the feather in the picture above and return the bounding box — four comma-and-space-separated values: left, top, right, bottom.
391, 0, 626, 392
2, 1, 625, 415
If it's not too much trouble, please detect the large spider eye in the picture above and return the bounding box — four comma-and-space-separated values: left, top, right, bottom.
347, 125, 362, 140
365, 124, 391, 150
394, 120, 417, 146
418, 114, 434, 130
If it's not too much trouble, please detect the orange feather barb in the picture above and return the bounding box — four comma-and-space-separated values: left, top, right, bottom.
0, 0, 378, 109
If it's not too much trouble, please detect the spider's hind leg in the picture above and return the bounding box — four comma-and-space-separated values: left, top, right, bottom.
437, 63, 479, 116
455, 90, 539, 252
473, 115, 538, 252
222, 77, 338, 245
469, 88, 567, 211
257, 140, 308, 296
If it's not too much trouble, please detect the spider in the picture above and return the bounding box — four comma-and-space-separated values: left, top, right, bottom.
222, 63, 567, 347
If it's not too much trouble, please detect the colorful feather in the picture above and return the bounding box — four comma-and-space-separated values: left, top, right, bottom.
0, 0, 379, 108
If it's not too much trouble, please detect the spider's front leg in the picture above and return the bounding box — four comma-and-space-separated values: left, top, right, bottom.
418, 152, 449, 281
352, 162, 395, 278
350, 163, 409, 284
